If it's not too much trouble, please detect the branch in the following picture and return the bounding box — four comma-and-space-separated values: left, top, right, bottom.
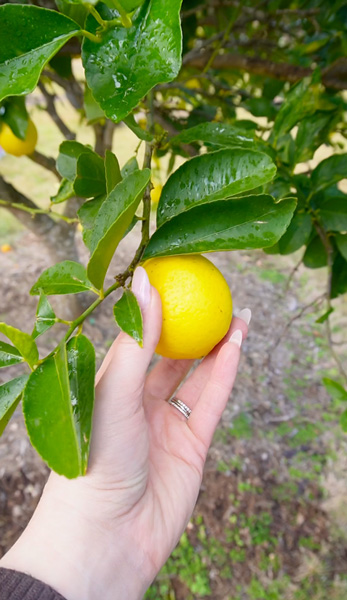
41, 69, 83, 110
0, 200, 77, 224
185, 52, 347, 91
39, 81, 76, 141
29, 150, 60, 180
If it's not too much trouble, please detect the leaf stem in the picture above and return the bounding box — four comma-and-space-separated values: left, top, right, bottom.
0, 200, 78, 224
80, 30, 102, 44
110, 0, 132, 27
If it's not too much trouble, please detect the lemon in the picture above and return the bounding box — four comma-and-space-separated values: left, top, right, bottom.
0, 119, 38, 157
151, 183, 162, 207
143, 255, 232, 359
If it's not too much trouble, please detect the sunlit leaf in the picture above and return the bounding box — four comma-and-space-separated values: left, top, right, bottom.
0, 375, 28, 436
113, 289, 143, 346
30, 260, 98, 295
0, 323, 38, 369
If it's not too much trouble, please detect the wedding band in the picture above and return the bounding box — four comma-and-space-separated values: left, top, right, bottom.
168, 397, 192, 420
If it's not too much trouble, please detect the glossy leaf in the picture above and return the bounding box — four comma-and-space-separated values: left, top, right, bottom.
84, 84, 105, 124
121, 157, 139, 178
24, 342, 80, 478
331, 253, 347, 299
0, 341, 23, 368
30, 260, 98, 295
171, 122, 255, 149
323, 378, 347, 402
105, 150, 122, 195
113, 290, 143, 346
78, 196, 106, 251
32, 294, 57, 339
311, 154, 347, 192
278, 212, 312, 255
303, 236, 327, 269
144, 195, 296, 258
157, 149, 277, 227
0, 5, 81, 102
51, 178, 75, 204
123, 114, 154, 142
87, 169, 150, 289
82, 0, 183, 122
336, 234, 347, 261
57, 140, 94, 181
66, 334, 95, 471
1, 97, 29, 140
0, 375, 28, 436
74, 152, 106, 198
0, 323, 38, 369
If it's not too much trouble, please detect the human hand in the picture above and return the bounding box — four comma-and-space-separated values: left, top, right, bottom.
0, 267, 250, 600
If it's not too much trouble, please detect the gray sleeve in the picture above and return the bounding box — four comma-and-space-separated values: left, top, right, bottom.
0, 568, 67, 600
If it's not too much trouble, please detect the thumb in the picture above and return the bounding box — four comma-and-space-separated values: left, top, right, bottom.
94, 267, 162, 419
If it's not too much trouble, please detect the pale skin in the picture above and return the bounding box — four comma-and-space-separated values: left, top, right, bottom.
0, 267, 250, 600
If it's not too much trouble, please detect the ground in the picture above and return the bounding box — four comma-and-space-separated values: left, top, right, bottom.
1, 224, 347, 600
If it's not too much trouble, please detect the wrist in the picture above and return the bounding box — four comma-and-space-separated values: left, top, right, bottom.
0, 480, 151, 600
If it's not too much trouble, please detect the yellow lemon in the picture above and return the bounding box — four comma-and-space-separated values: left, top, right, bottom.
0, 119, 38, 157
151, 183, 162, 207
143, 255, 232, 359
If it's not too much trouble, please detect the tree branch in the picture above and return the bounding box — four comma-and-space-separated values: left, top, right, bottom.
41, 69, 83, 110
185, 52, 347, 90
39, 81, 76, 141
29, 150, 60, 180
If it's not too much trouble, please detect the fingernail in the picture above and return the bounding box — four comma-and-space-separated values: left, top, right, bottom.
132, 267, 151, 310
238, 308, 252, 326
229, 329, 243, 348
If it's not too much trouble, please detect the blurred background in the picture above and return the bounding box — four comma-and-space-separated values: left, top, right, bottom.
1, 0, 347, 598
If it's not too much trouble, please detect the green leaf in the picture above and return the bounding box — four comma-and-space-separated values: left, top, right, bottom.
74, 152, 106, 198
105, 150, 122, 195
303, 236, 327, 269
340, 410, 347, 433
1, 97, 29, 140
336, 234, 347, 261
82, 0, 183, 122
30, 260, 98, 295
157, 149, 277, 227
32, 294, 57, 339
78, 196, 106, 251
123, 114, 154, 142
315, 307, 334, 324
87, 169, 150, 289
319, 196, 347, 233
323, 378, 347, 402
0, 341, 23, 368
113, 290, 143, 346
51, 178, 75, 204
0, 375, 28, 436
170, 122, 255, 149
0, 5, 81, 102
144, 195, 297, 258
295, 112, 335, 164
0, 323, 38, 369
311, 154, 347, 193
331, 253, 347, 299
121, 156, 139, 178
24, 338, 95, 478
66, 334, 95, 472
83, 84, 105, 124
278, 212, 312, 255
56, 140, 94, 181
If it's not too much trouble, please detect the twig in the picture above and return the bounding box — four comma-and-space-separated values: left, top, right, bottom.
271, 294, 326, 352
285, 257, 303, 292
38, 81, 76, 141
42, 70, 83, 110
0, 199, 78, 224
29, 150, 60, 180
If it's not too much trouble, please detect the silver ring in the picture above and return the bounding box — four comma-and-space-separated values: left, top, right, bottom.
168, 397, 192, 420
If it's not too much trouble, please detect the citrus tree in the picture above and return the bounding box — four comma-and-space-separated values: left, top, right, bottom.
0, 0, 346, 477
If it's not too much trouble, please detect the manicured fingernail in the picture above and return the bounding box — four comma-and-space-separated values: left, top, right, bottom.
132, 267, 151, 310
238, 308, 252, 325
229, 329, 243, 348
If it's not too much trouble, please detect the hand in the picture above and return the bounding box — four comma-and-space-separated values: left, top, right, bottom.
0, 267, 250, 600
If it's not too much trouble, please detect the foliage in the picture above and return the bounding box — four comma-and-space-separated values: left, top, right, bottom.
0, 0, 346, 477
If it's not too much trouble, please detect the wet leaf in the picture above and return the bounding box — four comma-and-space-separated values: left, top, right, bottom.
0, 341, 23, 368
0, 323, 38, 369
113, 290, 143, 346
0, 375, 28, 436
32, 294, 57, 339
144, 195, 296, 258
24, 338, 95, 478
78, 196, 106, 251
105, 150, 122, 194
121, 156, 139, 178
57, 140, 94, 181
157, 149, 276, 227
0, 4, 80, 102
87, 169, 150, 289
30, 260, 98, 295
74, 151, 106, 198
171, 122, 255, 149
82, 0, 183, 122
123, 114, 154, 142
